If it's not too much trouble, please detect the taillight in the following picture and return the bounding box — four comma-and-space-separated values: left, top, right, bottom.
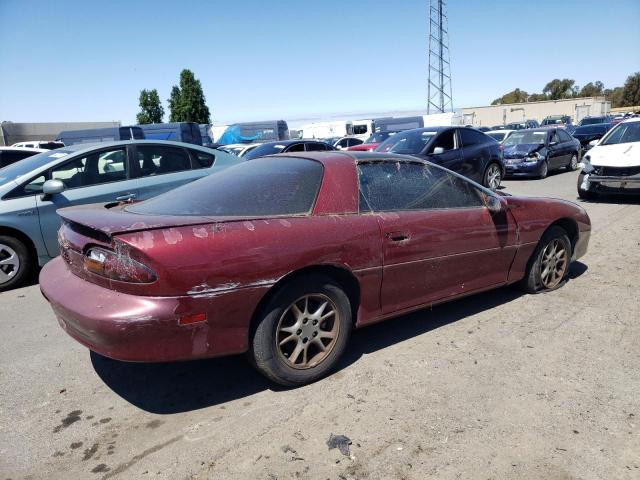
84, 246, 156, 283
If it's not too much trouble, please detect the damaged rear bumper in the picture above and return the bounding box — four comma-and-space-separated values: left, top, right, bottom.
40, 257, 268, 362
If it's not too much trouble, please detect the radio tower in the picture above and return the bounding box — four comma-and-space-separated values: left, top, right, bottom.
427, 0, 453, 113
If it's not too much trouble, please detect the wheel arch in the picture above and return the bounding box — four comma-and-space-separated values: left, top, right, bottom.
0, 225, 38, 261
249, 264, 361, 337
547, 217, 579, 253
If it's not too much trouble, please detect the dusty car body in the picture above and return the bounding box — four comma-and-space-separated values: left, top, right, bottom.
41, 152, 590, 386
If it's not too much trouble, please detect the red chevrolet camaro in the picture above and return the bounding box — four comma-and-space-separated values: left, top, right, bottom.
41, 152, 590, 386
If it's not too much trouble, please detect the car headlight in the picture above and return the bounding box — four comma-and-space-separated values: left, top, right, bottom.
580, 155, 595, 173
525, 152, 544, 162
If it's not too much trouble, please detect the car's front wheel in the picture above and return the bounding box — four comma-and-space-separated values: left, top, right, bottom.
520, 226, 571, 293
538, 160, 549, 179
568, 153, 579, 171
250, 274, 352, 386
483, 163, 502, 190
0, 236, 33, 292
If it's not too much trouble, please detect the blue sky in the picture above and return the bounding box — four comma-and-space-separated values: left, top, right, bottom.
1, 0, 638, 124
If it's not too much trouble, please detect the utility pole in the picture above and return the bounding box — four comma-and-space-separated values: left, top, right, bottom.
427, 0, 453, 114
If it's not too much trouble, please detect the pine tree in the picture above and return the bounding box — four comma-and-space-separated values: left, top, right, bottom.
167, 69, 211, 124
136, 89, 164, 124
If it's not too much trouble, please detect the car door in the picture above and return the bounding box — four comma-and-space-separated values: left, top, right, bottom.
422, 129, 464, 174
557, 129, 576, 165
358, 160, 517, 314
34, 146, 139, 257
547, 130, 565, 169
132, 144, 204, 201
459, 128, 492, 183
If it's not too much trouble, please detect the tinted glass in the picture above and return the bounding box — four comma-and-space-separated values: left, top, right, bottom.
376, 130, 437, 154
558, 130, 573, 142
191, 151, 215, 168
243, 143, 287, 159
128, 157, 323, 217
574, 125, 609, 135
287, 143, 306, 152
51, 148, 127, 188
305, 142, 327, 151
460, 128, 488, 147
358, 161, 484, 212
0, 150, 37, 167
353, 125, 368, 135
487, 132, 506, 142
430, 129, 456, 152
136, 145, 190, 176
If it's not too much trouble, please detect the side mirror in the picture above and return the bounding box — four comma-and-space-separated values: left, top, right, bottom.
432, 146, 444, 155
41, 179, 65, 200
588, 139, 598, 147
485, 194, 502, 214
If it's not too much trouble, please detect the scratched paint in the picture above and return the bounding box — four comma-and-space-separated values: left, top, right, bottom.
193, 227, 209, 239
163, 228, 183, 245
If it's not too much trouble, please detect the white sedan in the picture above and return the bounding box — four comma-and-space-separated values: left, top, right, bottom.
578, 117, 640, 199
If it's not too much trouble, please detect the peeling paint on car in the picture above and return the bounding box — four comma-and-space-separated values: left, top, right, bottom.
163, 228, 183, 245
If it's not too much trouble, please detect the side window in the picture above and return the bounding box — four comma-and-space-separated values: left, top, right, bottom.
191, 150, 215, 169
337, 139, 349, 148
558, 130, 572, 142
51, 148, 127, 189
358, 162, 484, 212
286, 143, 306, 152
5, 173, 47, 198
305, 142, 327, 151
461, 128, 489, 147
136, 145, 191, 176
428, 129, 456, 153
550, 132, 560, 144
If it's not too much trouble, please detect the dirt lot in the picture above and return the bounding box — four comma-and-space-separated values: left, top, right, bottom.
1, 169, 639, 480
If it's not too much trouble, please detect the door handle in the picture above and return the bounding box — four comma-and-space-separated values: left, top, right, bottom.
386, 231, 410, 242
116, 193, 136, 202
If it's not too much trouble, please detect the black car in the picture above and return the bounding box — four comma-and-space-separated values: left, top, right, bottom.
0, 147, 45, 168
572, 123, 613, 153
502, 128, 581, 179
244, 140, 336, 160
375, 127, 504, 190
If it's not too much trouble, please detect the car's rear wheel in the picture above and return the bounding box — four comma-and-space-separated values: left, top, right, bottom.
0, 236, 32, 292
250, 274, 352, 386
568, 153, 579, 171
483, 163, 502, 190
538, 160, 549, 179
520, 226, 571, 293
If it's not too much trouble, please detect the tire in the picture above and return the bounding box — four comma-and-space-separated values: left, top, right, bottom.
250, 274, 352, 386
519, 226, 572, 294
568, 153, 579, 171
538, 160, 549, 179
0, 235, 33, 292
483, 163, 502, 190
577, 172, 597, 200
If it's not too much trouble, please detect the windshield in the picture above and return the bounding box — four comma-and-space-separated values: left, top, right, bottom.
600, 121, 640, 146
487, 132, 506, 142
579, 117, 608, 126
243, 143, 287, 160
365, 131, 396, 144
503, 131, 547, 146
376, 130, 437, 154
0, 149, 72, 186
127, 157, 323, 217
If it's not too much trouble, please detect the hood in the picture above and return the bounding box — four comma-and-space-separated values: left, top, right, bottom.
503, 143, 543, 159
588, 142, 640, 167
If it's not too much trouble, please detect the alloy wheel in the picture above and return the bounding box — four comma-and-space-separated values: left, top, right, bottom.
0, 244, 20, 285
276, 294, 340, 369
487, 164, 502, 190
570, 154, 578, 170
539, 239, 568, 289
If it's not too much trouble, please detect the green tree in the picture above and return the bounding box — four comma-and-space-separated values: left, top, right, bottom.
167, 69, 211, 124
605, 87, 625, 108
528, 93, 548, 102
621, 72, 640, 107
579, 81, 604, 98
136, 89, 164, 124
542, 78, 576, 100
491, 88, 529, 105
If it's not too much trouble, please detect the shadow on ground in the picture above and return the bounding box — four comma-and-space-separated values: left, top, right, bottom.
92, 262, 588, 414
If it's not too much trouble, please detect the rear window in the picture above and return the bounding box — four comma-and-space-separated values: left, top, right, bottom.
127, 157, 323, 217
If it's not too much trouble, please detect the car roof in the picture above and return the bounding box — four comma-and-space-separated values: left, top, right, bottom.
0, 146, 47, 152
55, 139, 222, 156
274, 151, 428, 165
620, 117, 640, 124
486, 129, 514, 134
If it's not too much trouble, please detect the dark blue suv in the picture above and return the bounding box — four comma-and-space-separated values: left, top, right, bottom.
375, 127, 505, 190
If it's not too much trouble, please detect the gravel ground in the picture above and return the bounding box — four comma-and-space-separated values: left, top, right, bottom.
1, 169, 638, 480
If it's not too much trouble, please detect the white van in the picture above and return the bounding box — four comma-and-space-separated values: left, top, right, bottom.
352, 119, 374, 140
299, 121, 353, 139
